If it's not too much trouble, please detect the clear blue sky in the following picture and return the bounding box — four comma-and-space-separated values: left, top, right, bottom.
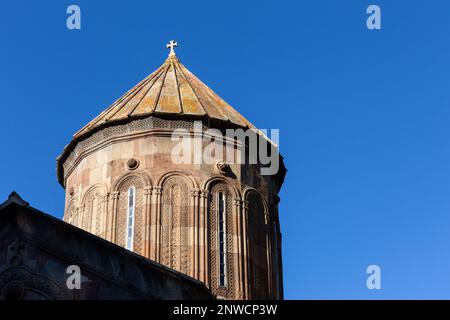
1, 0, 450, 299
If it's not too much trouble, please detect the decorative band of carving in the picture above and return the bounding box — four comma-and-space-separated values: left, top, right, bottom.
62, 117, 210, 176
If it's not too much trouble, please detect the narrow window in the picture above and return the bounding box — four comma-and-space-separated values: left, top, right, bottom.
218, 192, 227, 287
126, 186, 136, 251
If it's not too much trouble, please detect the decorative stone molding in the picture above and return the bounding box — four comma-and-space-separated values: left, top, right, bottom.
112, 171, 153, 192
152, 186, 162, 196
101, 194, 109, 203
110, 191, 120, 200
202, 176, 241, 199
156, 170, 199, 190
208, 183, 236, 299
160, 176, 190, 274
74, 207, 83, 227
242, 200, 249, 211
144, 186, 153, 196
200, 190, 209, 199
0, 267, 72, 300
61, 117, 210, 181
190, 188, 201, 197
215, 161, 230, 175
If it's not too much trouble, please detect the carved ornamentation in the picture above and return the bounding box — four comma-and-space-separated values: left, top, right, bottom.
201, 190, 209, 199
0, 267, 72, 300
161, 177, 189, 274
190, 188, 201, 197
65, 188, 79, 226
66, 202, 76, 225
110, 191, 120, 200
209, 183, 236, 298
215, 161, 230, 175
116, 177, 145, 255
152, 186, 162, 196
63, 117, 210, 176
82, 187, 107, 237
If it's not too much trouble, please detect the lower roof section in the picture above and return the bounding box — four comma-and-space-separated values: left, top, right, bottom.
0, 192, 214, 300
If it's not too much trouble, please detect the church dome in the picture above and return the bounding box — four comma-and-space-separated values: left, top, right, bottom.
75, 54, 254, 141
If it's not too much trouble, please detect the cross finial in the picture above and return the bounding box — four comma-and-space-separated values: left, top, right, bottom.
166, 40, 178, 57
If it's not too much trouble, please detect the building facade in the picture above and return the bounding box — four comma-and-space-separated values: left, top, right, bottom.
56, 44, 286, 300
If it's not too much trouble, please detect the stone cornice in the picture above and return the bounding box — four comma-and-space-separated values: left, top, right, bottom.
58, 117, 253, 188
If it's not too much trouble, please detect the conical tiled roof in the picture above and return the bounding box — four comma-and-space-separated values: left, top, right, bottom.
56, 48, 287, 188
74, 54, 254, 140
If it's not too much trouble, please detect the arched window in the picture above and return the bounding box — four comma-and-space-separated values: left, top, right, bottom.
209, 183, 235, 298
218, 192, 227, 287
126, 186, 136, 251
117, 177, 145, 255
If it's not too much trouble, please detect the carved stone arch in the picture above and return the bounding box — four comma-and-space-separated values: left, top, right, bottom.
65, 198, 78, 227
244, 189, 270, 299
243, 187, 269, 221
156, 170, 198, 190
0, 267, 72, 300
207, 180, 237, 299
202, 175, 241, 200
65, 189, 79, 226
81, 184, 108, 237
113, 171, 153, 192
114, 172, 151, 255
81, 183, 108, 206
159, 172, 192, 274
